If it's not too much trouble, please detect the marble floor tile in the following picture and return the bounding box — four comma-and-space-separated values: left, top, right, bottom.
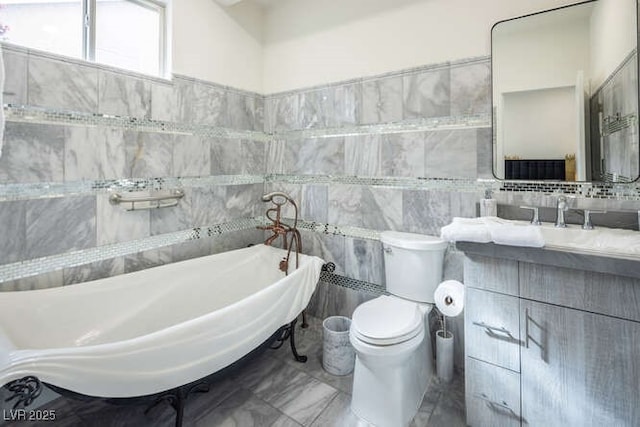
11, 316, 466, 426
72, 398, 174, 427
231, 352, 288, 390
273, 318, 354, 395
182, 376, 240, 422
194, 388, 282, 427
251, 362, 339, 425
409, 378, 447, 427
309, 392, 372, 427
271, 413, 304, 427
285, 342, 353, 394
420, 375, 466, 427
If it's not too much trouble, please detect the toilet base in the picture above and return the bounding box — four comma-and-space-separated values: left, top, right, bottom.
350, 332, 432, 427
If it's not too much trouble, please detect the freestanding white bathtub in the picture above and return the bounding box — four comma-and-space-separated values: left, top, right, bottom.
0, 244, 324, 399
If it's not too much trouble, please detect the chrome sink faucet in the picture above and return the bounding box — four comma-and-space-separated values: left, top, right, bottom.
555, 195, 568, 228
581, 210, 606, 230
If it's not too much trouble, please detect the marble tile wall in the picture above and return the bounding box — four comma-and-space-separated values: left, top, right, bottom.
265, 58, 490, 133
265, 59, 491, 277
265, 58, 491, 370
0, 45, 265, 287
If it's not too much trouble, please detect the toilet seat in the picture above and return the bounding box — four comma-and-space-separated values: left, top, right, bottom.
351, 296, 423, 346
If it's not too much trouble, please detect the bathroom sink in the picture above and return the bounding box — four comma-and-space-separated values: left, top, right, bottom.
538, 223, 640, 259
444, 217, 640, 260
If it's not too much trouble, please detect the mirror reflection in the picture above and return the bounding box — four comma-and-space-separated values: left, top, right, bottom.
492, 0, 639, 182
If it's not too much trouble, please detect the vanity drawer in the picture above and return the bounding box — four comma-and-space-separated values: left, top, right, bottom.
466, 357, 521, 427
464, 255, 519, 296
519, 262, 640, 322
465, 287, 521, 371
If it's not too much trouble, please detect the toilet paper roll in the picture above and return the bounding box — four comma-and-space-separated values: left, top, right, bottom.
434, 280, 465, 317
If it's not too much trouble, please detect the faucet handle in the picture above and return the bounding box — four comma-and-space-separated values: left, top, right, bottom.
556, 195, 568, 209
582, 209, 606, 230
520, 206, 542, 225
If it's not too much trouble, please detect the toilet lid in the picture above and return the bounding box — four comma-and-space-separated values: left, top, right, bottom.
352, 296, 423, 345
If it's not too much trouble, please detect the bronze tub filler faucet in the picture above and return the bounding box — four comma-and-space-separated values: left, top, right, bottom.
258, 192, 308, 327
258, 192, 303, 275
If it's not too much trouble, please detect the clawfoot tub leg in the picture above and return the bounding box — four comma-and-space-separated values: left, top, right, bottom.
301, 310, 309, 328
288, 317, 307, 363
270, 318, 308, 363
3, 376, 42, 409
145, 381, 209, 427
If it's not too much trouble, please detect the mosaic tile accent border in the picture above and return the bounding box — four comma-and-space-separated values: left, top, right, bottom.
498, 180, 640, 200
5, 173, 640, 203
3, 173, 640, 203
267, 175, 640, 200
320, 271, 387, 296
5, 104, 270, 142
267, 174, 484, 192
5, 104, 491, 141
0, 175, 266, 202
296, 219, 381, 241
0, 217, 268, 284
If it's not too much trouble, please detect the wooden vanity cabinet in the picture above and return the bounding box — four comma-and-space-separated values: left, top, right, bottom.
462, 247, 640, 427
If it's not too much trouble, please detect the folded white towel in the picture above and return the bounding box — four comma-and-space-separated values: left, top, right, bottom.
484, 218, 544, 248
440, 216, 544, 248
440, 217, 492, 243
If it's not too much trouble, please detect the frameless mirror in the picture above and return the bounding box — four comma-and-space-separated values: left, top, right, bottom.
492, 0, 639, 182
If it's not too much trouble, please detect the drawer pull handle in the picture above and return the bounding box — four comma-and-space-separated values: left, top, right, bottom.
472, 321, 523, 345
524, 308, 548, 362
476, 393, 521, 421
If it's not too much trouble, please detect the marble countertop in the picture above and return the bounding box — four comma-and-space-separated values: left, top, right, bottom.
456, 241, 640, 280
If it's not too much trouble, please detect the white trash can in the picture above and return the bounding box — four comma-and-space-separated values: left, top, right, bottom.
322, 316, 355, 376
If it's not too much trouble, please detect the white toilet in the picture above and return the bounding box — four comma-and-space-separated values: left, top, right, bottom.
349, 231, 448, 427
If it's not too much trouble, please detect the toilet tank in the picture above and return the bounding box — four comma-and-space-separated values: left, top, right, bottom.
380, 231, 448, 303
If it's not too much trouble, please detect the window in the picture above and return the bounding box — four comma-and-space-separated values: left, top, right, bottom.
0, 0, 167, 77
1, 1, 84, 59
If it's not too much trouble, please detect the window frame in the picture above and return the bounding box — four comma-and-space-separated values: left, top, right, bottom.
6, 0, 169, 78
85, 0, 167, 77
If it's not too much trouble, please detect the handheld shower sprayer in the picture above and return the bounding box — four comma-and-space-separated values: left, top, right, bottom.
261, 192, 293, 204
